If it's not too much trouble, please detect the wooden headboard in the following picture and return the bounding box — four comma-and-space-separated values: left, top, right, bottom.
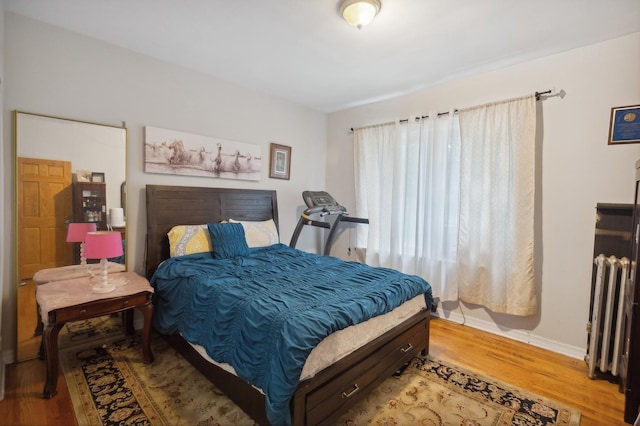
145, 184, 279, 279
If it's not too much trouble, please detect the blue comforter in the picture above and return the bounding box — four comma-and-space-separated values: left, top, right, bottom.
151, 244, 432, 425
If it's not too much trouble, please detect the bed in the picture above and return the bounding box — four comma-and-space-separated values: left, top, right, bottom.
145, 184, 433, 425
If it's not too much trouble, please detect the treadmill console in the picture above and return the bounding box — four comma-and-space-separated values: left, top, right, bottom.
302, 191, 347, 216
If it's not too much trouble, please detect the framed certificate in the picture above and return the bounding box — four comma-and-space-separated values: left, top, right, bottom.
609, 105, 640, 145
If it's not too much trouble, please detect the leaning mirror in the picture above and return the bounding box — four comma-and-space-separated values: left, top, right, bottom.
15, 111, 127, 362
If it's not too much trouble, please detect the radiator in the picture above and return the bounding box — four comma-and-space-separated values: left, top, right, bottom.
586, 254, 628, 379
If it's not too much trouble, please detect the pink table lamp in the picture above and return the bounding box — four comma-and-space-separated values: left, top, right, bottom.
66, 222, 97, 266
83, 231, 123, 293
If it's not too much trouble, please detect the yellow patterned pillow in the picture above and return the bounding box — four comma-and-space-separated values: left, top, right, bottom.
167, 224, 213, 257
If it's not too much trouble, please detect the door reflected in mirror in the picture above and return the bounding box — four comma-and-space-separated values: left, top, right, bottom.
15, 111, 127, 361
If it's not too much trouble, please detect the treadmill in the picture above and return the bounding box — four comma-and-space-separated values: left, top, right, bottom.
289, 191, 368, 256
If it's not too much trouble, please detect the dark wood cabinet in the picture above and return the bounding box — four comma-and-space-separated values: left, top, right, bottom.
621, 159, 640, 423
72, 182, 107, 230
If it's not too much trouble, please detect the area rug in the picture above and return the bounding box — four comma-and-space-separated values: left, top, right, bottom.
60, 335, 581, 426
58, 314, 125, 349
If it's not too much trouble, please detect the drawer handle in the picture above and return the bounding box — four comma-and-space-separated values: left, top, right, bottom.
400, 343, 413, 353
79, 309, 87, 315
341, 384, 360, 398
123, 300, 129, 306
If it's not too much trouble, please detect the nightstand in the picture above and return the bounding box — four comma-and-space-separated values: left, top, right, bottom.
36, 271, 154, 399
33, 262, 126, 285
32, 262, 126, 335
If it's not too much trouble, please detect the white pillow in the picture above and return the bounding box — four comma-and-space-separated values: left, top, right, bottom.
229, 218, 279, 248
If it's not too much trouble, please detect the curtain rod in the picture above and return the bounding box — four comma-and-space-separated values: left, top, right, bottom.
350, 89, 552, 132
398, 110, 457, 125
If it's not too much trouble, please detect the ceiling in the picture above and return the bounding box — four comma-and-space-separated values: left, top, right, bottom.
5, 0, 640, 113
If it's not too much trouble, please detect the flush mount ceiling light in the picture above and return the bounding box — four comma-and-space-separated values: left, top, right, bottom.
339, 0, 381, 29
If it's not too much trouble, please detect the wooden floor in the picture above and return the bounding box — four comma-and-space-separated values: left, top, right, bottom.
0, 317, 627, 425
430, 318, 626, 426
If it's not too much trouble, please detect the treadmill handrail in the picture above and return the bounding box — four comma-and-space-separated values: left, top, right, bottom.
301, 205, 347, 219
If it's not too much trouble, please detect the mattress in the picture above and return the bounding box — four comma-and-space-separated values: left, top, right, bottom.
189, 293, 426, 385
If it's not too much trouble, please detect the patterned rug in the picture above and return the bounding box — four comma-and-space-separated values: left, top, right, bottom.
60, 335, 581, 426
59, 314, 125, 349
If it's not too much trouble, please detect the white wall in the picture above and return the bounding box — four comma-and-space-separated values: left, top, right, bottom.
327, 33, 640, 357
1, 13, 328, 361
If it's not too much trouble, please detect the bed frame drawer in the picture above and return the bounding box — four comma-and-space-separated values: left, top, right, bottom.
303, 315, 428, 425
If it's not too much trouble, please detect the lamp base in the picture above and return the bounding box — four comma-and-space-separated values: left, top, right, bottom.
92, 283, 116, 293
91, 277, 127, 294
91, 257, 118, 293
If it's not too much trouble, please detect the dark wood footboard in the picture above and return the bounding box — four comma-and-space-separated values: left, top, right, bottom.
160, 309, 430, 425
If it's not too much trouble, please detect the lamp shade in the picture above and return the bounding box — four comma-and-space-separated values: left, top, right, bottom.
66, 222, 97, 243
340, 0, 381, 29
83, 231, 123, 260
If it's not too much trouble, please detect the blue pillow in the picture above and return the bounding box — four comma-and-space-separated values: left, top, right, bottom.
207, 222, 249, 259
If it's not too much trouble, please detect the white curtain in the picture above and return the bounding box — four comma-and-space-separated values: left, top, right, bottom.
354, 112, 461, 301
457, 95, 537, 315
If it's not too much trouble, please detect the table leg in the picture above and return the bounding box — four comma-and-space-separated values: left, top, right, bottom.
42, 322, 64, 399
123, 309, 135, 335
34, 300, 44, 336
38, 333, 45, 360
141, 303, 154, 364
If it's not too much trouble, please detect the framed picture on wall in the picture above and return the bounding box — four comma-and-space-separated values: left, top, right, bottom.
609, 104, 640, 145
76, 169, 92, 182
91, 172, 105, 183
269, 143, 291, 180
143, 126, 262, 181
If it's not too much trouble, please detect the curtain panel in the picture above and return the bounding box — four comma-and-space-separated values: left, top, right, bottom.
354, 113, 461, 302
457, 95, 537, 315
353, 95, 537, 316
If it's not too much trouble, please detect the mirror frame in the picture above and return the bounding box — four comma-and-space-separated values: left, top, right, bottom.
13, 110, 127, 361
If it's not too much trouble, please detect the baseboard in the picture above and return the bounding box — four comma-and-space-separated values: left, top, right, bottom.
432, 308, 585, 361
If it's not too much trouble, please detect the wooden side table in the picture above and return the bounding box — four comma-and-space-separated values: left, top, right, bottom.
33, 262, 126, 284
36, 271, 154, 399
32, 262, 126, 335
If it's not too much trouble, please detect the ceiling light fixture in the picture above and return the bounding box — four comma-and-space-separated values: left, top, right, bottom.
340, 0, 381, 30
